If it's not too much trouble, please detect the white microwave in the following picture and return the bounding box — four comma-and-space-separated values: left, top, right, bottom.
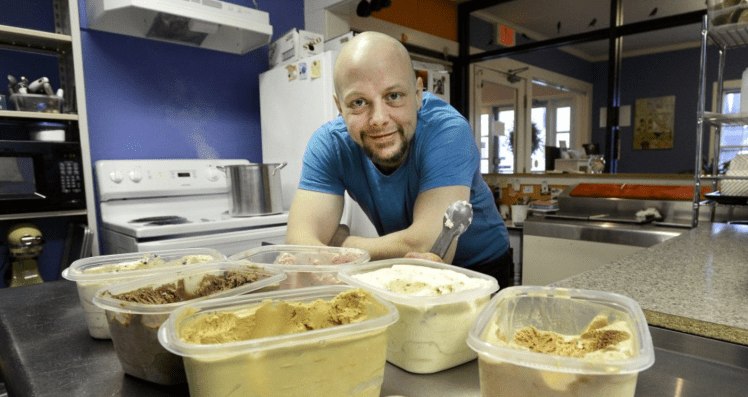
554, 158, 590, 173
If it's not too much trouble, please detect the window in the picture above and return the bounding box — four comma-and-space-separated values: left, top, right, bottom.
479, 109, 514, 174
556, 106, 571, 148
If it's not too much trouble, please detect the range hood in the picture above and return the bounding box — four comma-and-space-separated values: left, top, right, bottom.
86, 0, 273, 54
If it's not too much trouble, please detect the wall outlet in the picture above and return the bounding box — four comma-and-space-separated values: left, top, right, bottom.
541, 180, 549, 195
523, 185, 534, 194
513, 179, 520, 191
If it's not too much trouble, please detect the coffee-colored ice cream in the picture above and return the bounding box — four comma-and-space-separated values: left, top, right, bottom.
172, 288, 394, 397
180, 288, 373, 343
479, 315, 638, 397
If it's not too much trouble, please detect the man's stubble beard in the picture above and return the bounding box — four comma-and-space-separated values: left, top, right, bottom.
361, 129, 410, 173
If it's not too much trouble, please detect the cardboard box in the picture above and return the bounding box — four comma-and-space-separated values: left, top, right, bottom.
268, 28, 324, 68
324, 31, 356, 52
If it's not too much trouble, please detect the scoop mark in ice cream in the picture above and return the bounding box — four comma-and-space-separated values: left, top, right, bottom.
387, 280, 456, 295
108, 271, 262, 304
352, 264, 488, 297
506, 316, 631, 358
179, 288, 376, 345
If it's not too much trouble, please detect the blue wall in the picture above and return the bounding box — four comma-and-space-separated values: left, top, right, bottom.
591, 45, 748, 174
78, 0, 304, 163
0, 0, 304, 285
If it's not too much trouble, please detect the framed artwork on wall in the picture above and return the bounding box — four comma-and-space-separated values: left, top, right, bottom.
633, 95, 675, 150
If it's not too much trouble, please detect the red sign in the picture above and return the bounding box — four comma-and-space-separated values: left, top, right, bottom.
499, 25, 515, 47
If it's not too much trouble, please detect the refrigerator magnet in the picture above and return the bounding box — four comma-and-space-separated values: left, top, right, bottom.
299, 62, 308, 80
311, 59, 322, 79
286, 64, 298, 81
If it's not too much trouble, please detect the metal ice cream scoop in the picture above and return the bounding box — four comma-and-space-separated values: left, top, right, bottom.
429, 200, 473, 259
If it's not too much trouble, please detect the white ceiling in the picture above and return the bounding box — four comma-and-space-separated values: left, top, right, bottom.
474, 0, 707, 60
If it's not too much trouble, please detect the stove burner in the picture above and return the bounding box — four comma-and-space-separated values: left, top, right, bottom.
129, 216, 190, 225
146, 218, 191, 225
130, 216, 184, 223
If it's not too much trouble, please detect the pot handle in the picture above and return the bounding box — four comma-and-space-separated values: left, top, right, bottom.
273, 162, 287, 175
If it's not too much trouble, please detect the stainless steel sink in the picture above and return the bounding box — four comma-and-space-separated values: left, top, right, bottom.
523, 216, 686, 247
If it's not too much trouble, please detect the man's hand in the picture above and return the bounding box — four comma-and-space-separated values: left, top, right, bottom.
404, 251, 444, 263
329, 224, 350, 247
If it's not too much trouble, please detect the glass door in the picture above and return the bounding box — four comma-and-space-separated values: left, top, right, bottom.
473, 65, 527, 173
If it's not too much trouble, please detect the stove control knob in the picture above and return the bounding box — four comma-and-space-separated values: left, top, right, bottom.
128, 170, 143, 183
109, 171, 124, 183
205, 168, 220, 182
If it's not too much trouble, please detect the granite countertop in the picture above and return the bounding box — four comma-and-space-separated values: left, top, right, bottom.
554, 223, 748, 346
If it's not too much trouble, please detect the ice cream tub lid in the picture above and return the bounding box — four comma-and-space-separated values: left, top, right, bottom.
61, 248, 226, 283
337, 258, 499, 306
229, 245, 370, 272
158, 285, 398, 359
466, 286, 655, 375
92, 262, 286, 315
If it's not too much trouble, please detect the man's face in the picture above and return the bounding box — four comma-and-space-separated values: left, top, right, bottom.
335, 53, 423, 171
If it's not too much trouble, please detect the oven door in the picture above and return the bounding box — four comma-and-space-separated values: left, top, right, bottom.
101, 225, 287, 256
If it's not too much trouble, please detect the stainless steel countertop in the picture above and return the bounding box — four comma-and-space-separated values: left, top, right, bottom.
1, 280, 748, 396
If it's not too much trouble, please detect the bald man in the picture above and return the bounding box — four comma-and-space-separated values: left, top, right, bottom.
285, 32, 511, 286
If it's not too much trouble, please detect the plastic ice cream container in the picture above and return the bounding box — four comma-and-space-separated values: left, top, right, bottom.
229, 245, 370, 289
337, 258, 499, 374
92, 261, 285, 385
467, 286, 655, 397
158, 285, 398, 397
62, 248, 225, 339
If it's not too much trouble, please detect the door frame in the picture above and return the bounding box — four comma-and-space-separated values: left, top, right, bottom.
470, 58, 593, 173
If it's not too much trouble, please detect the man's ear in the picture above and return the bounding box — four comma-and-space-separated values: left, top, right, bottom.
415, 76, 424, 109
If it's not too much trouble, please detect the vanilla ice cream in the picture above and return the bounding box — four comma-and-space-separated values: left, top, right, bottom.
158, 286, 398, 397
62, 248, 224, 339
338, 259, 499, 374
467, 286, 655, 397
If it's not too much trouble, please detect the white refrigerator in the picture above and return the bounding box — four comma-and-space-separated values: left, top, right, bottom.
259, 50, 377, 238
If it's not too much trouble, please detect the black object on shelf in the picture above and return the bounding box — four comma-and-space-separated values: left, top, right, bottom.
704, 191, 748, 206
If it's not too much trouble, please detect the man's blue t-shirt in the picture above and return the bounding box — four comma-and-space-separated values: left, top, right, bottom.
299, 92, 509, 268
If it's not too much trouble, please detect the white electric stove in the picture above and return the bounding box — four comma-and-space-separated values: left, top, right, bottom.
95, 159, 288, 256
